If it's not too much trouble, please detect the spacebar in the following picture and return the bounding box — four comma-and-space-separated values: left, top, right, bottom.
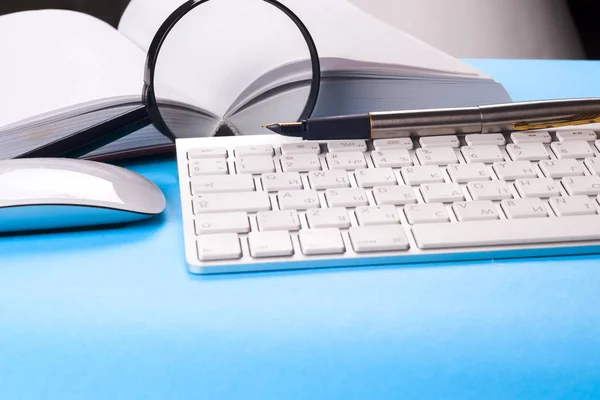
412, 215, 600, 249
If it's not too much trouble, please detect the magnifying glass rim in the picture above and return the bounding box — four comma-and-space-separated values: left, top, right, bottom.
142, 0, 321, 141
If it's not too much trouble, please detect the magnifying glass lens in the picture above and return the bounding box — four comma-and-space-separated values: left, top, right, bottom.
151, 0, 317, 138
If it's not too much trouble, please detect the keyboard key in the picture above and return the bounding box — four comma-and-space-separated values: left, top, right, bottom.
193, 192, 271, 214
236, 156, 275, 174
194, 212, 250, 235
196, 233, 242, 261
248, 231, 294, 258
539, 159, 584, 178
420, 183, 464, 203
465, 134, 506, 146
326, 152, 367, 170
257, 210, 301, 231
372, 185, 417, 205
447, 163, 490, 183
452, 200, 499, 222
325, 188, 369, 207
188, 159, 228, 176
461, 145, 504, 163
467, 180, 513, 201
419, 135, 460, 148
355, 167, 397, 187
416, 147, 458, 165
501, 198, 548, 219
556, 129, 596, 142
515, 178, 560, 198
278, 190, 320, 210
307, 170, 351, 189
549, 195, 597, 217
551, 140, 594, 159
280, 154, 321, 172
280, 142, 321, 155
188, 146, 227, 159
191, 174, 255, 194
404, 203, 450, 224
370, 149, 413, 168
506, 143, 550, 161
261, 172, 303, 192
327, 140, 367, 153
355, 205, 400, 226
412, 215, 600, 249
298, 228, 345, 255
492, 161, 538, 180
401, 166, 445, 185
234, 144, 274, 157
585, 157, 600, 175
306, 208, 351, 229
511, 131, 551, 144
562, 176, 600, 196
349, 225, 410, 252
373, 138, 414, 150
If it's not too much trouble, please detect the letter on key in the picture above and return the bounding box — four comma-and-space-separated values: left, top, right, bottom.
354, 167, 397, 187
278, 190, 320, 210
404, 203, 449, 224
306, 208, 351, 229
549, 195, 598, 217
308, 170, 351, 189
372, 185, 417, 205
325, 188, 369, 207
452, 201, 499, 222
420, 183, 464, 203
355, 205, 400, 226
261, 172, 303, 192
501, 198, 548, 219
515, 178, 560, 198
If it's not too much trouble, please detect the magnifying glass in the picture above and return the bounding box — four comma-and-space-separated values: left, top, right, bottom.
17, 0, 321, 159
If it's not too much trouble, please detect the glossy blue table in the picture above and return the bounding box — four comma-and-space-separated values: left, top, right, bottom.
1, 60, 599, 399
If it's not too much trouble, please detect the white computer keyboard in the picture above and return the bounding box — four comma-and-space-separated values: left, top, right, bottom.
175, 130, 600, 274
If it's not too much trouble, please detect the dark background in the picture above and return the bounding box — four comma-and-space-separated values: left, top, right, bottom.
1, 0, 599, 59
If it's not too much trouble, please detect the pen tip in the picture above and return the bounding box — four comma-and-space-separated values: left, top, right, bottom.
262, 123, 283, 134
262, 122, 305, 137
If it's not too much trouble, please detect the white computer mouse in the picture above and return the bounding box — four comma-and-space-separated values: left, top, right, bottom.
0, 158, 166, 233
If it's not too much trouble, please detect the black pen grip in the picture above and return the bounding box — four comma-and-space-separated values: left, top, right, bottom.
304, 114, 370, 140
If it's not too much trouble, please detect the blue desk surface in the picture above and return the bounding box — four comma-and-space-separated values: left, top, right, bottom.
1, 60, 600, 399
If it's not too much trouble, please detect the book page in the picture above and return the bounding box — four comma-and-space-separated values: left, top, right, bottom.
119, 0, 311, 118
0, 9, 146, 128
119, 0, 490, 79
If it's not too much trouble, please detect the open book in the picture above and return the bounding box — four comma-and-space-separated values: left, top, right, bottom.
0, 0, 511, 161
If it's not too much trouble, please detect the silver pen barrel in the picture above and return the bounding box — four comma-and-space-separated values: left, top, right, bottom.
370, 98, 600, 139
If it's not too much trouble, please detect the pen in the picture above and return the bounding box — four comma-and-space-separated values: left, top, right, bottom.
263, 98, 600, 140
